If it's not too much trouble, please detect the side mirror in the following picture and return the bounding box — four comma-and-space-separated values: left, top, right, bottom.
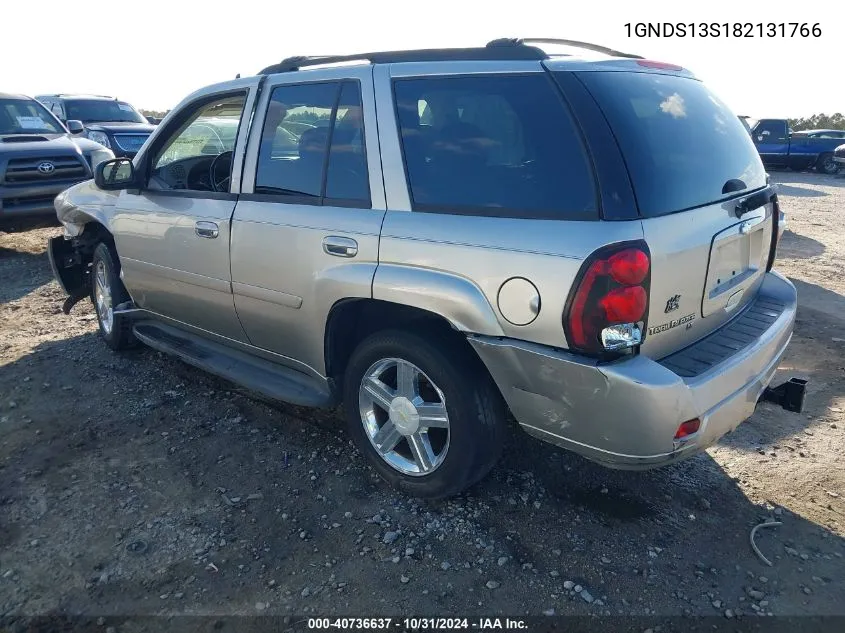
95, 158, 137, 190
66, 120, 84, 134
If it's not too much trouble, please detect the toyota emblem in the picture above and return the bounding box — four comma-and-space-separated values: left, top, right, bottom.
37, 162, 55, 175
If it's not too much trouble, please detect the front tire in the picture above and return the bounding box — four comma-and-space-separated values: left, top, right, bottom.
343, 329, 506, 499
816, 153, 840, 175
91, 242, 136, 351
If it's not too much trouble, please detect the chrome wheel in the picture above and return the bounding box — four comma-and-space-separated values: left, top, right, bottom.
359, 358, 450, 476
94, 259, 114, 335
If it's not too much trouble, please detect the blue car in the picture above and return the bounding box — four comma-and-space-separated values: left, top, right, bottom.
751, 118, 842, 174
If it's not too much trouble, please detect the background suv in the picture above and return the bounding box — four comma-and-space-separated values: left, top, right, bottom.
49, 39, 799, 499
1, 93, 113, 220
35, 94, 155, 158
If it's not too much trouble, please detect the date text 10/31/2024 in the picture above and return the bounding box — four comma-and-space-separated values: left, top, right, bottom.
307, 618, 528, 630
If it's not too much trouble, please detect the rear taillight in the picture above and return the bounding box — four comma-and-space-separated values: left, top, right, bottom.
563, 241, 651, 355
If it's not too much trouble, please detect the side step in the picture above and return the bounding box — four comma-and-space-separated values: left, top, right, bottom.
132, 322, 336, 409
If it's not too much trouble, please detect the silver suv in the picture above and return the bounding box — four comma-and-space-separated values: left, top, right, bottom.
49, 39, 801, 499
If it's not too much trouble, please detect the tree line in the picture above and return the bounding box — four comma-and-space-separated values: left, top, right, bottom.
788, 113, 845, 131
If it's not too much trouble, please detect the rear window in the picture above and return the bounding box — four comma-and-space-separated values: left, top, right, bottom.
572, 71, 766, 217
393, 74, 597, 220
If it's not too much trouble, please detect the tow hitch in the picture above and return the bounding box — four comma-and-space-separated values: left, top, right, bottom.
759, 378, 808, 413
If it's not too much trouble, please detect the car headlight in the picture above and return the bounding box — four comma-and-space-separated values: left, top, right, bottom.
86, 130, 111, 149
86, 148, 115, 171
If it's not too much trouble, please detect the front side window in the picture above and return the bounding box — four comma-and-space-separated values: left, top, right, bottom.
393, 74, 597, 220
0, 99, 63, 135
149, 93, 246, 192
254, 81, 369, 205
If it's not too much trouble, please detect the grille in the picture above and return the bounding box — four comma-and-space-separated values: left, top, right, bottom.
3, 156, 87, 184
1, 194, 57, 212
112, 134, 150, 153
658, 296, 787, 378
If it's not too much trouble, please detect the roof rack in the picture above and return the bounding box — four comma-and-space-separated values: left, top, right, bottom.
259, 43, 546, 75
258, 37, 641, 75
490, 38, 643, 60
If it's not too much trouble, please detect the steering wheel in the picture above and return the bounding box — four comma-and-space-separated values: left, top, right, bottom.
209, 150, 234, 193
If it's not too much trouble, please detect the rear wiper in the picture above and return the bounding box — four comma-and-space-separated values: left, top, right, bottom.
734, 185, 775, 218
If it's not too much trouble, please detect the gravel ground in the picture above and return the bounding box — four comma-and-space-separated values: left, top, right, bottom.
1, 173, 844, 629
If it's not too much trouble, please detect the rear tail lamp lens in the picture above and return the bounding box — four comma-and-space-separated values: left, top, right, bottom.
599, 286, 647, 323
564, 242, 651, 355
608, 248, 650, 285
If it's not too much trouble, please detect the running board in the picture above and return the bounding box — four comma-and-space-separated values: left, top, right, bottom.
132, 322, 336, 408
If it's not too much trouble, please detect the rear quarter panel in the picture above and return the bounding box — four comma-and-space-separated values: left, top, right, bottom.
375, 212, 644, 347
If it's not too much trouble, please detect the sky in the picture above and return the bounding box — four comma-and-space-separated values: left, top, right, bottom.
1, 0, 837, 119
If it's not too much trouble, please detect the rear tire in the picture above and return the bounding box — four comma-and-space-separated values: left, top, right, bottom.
816, 152, 840, 175
342, 329, 506, 499
91, 242, 136, 351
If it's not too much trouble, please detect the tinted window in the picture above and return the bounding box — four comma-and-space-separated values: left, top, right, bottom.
393, 74, 596, 220
0, 99, 63, 135
325, 82, 369, 203
150, 93, 246, 192
254, 81, 370, 205
574, 71, 767, 217
255, 83, 336, 198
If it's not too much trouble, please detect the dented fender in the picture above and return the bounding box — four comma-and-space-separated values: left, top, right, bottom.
55, 180, 119, 237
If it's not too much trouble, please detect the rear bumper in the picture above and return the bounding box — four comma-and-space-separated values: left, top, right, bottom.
469, 271, 797, 469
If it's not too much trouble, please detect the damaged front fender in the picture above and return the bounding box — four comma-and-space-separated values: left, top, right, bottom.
54, 180, 118, 237
49, 180, 121, 313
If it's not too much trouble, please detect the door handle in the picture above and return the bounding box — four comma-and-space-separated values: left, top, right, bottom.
195, 221, 219, 239
322, 236, 358, 258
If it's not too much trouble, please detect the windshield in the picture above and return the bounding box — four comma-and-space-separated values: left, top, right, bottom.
0, 98, 64, 135
572, 71, 766, 217
64, 99, 147, 123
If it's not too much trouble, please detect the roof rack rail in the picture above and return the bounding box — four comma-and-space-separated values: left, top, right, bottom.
258, 37, 642, 75
488, 38, 643, 60
259, 43, 548, 75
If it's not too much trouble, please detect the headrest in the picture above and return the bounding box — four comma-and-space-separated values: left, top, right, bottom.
298, 126, 329, 155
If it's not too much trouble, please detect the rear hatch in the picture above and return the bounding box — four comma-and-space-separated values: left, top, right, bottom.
558, 66, 774, 359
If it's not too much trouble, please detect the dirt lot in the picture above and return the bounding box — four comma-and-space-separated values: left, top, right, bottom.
1, 172, 844, 630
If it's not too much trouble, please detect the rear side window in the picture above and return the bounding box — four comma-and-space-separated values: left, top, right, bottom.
254, 81, 370, 206
393, 74, 597, 220
572, 71, 766, 217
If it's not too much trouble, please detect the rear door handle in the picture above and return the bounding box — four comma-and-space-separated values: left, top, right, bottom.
195, 221, 219, 239
322, 236, 358, 258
